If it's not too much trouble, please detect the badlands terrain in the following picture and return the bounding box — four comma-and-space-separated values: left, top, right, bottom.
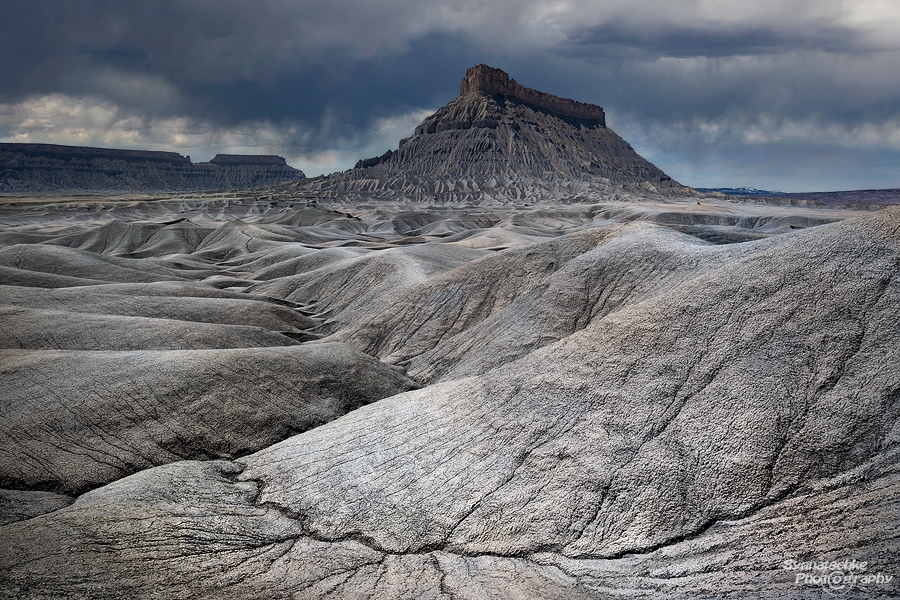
0, 65, 898, 598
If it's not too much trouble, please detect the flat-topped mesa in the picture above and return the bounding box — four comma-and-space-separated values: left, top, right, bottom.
207, 154, 287, 166
0, 143, 305, 192
0, 143, 190, 165
459, 64, 606, 125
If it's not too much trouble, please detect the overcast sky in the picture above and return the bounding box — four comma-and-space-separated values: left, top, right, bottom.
1, 0, 899, 191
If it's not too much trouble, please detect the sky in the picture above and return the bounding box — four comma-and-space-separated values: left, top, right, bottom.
1, 0, 899, 192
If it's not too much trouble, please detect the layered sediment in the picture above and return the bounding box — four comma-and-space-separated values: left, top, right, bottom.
302, 64, 684, 203
0, 144, 191, 165
208, 154, 289, 166
458, 64, 606, 124
0, 144, 305, 193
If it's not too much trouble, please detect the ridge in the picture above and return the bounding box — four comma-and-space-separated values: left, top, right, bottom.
459, 64, 606, 124
0, 143, 305, 192
0, 143, 191, 165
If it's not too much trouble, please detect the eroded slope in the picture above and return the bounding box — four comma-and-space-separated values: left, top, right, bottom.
0, 196, 896, 599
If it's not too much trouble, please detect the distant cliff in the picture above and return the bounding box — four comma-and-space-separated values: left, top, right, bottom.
458, 64, 606, 124
207, 154, 288, 166
0, 144, 305, 193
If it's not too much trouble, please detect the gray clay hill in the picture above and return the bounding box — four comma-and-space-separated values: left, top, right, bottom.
0, 65, 897, 599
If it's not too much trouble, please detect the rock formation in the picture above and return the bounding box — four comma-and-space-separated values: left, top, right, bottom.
296, 64, 686, 203
458, 64, 606, 124
208, 154, 289, 166
0, 143, 192, 165
0, 144, 305, 193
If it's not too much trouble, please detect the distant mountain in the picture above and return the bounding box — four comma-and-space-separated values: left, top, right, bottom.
295, 65, 692, 203
696, 187, 787, 196
696, 187, 900, 206
0, 144, 305, 193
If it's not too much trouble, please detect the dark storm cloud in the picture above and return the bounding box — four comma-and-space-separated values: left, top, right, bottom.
1, 2, 487, 128
1, 0, 898, 188
0, 0, 489, 172
565, 20, 870, 59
